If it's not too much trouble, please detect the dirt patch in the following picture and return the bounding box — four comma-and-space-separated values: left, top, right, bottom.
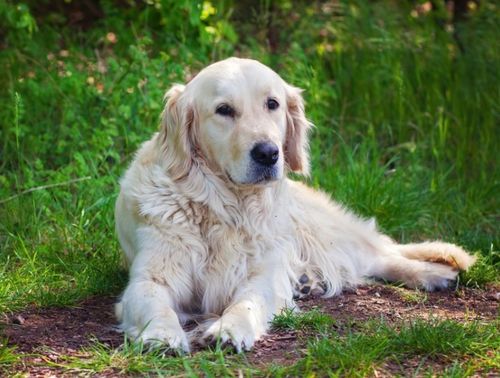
1, 296, 122, 377
2, 285, 498, 376
299, 284, 499, 323
2, 296, 122, 354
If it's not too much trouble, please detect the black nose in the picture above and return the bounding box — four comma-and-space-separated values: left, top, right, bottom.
250, 142, 279, 167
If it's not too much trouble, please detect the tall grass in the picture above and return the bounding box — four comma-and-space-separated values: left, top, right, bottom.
0, 0, 498, 313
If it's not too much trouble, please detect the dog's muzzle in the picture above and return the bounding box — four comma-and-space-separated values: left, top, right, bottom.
247, 142, 280, 184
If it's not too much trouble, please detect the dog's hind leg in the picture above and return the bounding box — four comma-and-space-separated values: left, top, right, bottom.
397, 241, 476, 271
369, 241, 476, 291
286, 180, 476, 294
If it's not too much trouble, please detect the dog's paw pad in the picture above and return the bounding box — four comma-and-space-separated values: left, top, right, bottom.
299, 273, 309, 284
300, 285, 311, 294
311, 282, 327, 297
293, 272, 326, 299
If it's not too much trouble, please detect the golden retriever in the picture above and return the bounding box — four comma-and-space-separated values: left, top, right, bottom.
114, 57, 476, 353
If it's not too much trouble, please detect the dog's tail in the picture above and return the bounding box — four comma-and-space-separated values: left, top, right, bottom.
397, 241, 476, 271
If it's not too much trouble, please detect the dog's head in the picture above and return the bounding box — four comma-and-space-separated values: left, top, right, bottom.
160, 57, 312, 186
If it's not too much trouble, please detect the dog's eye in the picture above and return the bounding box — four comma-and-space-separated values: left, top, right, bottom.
267, 98, 279, 110
216, 104, 235, 117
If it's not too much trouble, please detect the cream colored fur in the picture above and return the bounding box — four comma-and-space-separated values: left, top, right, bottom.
115, 57, 476, 353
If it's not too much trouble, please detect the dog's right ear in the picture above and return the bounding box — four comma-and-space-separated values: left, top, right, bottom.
160, 84, 198, 180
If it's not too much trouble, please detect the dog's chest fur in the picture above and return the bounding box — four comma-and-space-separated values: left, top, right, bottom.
137, 166, 293, 315
192, 188, 291, 314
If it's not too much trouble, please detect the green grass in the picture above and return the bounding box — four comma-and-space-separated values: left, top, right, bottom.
0, 0, 499, 375
269, 309, 499, 376
57, 338, 260, 377
0, 339, 19, 367
0, 0, 498, 313
271, 308, 336, 334
274, 316, 499, 377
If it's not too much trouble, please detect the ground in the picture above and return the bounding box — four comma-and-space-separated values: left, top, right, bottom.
3, 284, 498, 377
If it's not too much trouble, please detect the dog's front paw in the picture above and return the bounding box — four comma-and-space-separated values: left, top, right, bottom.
128, 323, 190, 353
202, 315, 261, 353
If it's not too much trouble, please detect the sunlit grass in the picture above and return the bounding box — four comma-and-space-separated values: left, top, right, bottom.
271, 308, 336, 334
54, 337, 260, 377
276, 318, 499, 377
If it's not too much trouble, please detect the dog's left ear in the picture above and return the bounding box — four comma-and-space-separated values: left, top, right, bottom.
284, 85, 313, 176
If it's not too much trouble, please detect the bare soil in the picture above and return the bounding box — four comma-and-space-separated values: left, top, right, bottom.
2, 284, 498, 377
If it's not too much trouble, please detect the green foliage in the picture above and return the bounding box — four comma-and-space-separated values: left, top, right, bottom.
461, 247, 500, 288
391, 320, 496, 357
0, 339, 19, 367
0, 0, 498, 314
0, 2, 37, 41
0, 3, 498, 376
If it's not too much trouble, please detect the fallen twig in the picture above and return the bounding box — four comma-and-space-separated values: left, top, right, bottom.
0, 176, 92, 204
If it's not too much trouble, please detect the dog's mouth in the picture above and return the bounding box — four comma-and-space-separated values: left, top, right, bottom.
225, 168, 278, 186
245, 177, 278, 187
250, 171, 278, 185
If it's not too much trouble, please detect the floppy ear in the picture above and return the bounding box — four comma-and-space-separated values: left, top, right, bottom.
284, 85, 313, 176
160, 84, 198, 180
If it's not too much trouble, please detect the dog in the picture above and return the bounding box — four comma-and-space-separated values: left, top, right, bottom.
114, 57, 476, 353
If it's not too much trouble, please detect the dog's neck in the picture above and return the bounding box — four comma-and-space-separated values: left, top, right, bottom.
173, 159, 285, 229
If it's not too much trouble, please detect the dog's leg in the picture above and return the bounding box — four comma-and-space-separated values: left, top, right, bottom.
397, 241, 476, 270
313, 236, 475, 293
202, 260, 293, 352
202, 294, 269, 352
369, 241, 476, 291
301, 232, 475, 293
116, 279, 190, 352
115, 226, 201, 353
287, 181, 476, 294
